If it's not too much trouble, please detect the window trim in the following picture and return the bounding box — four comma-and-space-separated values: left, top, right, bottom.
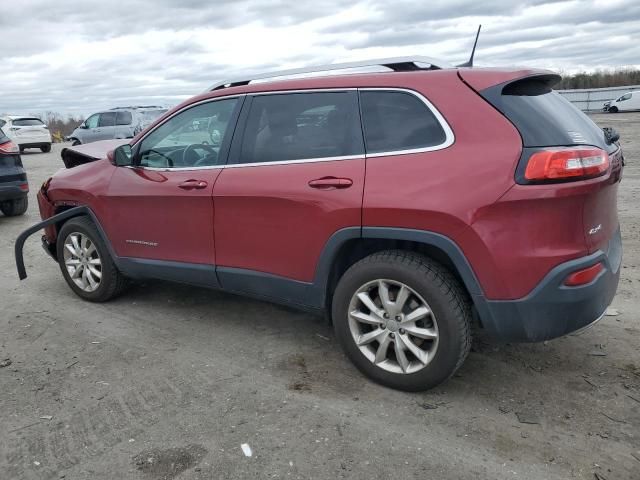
129, 87, 454, 172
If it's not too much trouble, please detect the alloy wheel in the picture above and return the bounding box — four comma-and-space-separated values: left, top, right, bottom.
63, 232, 102, 292
347, 279, 439, 374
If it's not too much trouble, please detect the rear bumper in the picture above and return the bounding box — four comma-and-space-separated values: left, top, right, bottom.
478, 227, 622, 342
0, 184, 28, 202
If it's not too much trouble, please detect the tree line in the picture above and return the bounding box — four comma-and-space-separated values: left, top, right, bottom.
556, 68, 640, 90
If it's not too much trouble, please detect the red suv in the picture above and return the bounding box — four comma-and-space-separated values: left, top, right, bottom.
16, 57, 623, 391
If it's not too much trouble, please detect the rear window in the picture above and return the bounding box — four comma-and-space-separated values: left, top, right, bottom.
116, 111, 133, 125
12, 118, 45, 126
360, 91, 447, 154
140, 109, 167, 125
482, 77, 615, 153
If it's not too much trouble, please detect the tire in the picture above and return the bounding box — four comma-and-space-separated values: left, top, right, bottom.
0, 197, 28, 216
19, 146, 25, 153
56, 216, 127, 302
609, 106, 618, 113
332, 250, 471, 391
71, 139, 81, 146
40, 143, 51, 153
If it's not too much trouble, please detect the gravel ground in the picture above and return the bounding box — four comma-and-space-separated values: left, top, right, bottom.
1, 112, 639, 480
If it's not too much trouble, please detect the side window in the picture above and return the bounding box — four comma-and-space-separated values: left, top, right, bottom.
85, 114, 99, 129
0, 120, 5, 128
238, 91, 363, 164
116, 111, 133, 125
137, 98, 238, 169
619, 93, 632, 101
98, 112, 116, 127
360, 90, 447, 154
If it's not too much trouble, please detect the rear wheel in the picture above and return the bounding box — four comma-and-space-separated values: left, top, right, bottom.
57, 216, 127, 302
40, 143, 51, 153
332, 250, 471, 391
0, 197, 28, 216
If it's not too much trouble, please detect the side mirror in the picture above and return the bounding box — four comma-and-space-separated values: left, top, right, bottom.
111, 144, 133, 166
80, 123, 88, 129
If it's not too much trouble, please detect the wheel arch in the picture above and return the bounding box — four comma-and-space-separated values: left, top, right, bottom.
319, 227, 489, 325
15, 205, 116, 279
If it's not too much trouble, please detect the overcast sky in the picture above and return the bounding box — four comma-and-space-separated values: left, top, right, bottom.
2, 0, 639, 116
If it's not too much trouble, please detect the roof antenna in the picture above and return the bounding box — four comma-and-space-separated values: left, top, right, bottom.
457, 24, 482, 68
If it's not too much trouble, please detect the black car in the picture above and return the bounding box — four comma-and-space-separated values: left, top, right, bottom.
0, 128, 28, 216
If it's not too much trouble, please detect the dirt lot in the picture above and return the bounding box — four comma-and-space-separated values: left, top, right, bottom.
1, 112, 639, 480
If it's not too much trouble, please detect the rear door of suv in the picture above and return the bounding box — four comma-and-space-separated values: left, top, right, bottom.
213, 90, 365, 292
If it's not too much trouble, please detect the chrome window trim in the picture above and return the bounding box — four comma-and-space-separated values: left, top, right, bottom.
131, 87, 454, 172
359, 87, 455, 157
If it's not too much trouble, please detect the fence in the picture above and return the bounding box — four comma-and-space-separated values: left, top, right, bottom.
557, 85, 640, 112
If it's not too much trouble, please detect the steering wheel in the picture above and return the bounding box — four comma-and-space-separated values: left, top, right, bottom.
146, 149, 174, 167
183, 143, 218, 167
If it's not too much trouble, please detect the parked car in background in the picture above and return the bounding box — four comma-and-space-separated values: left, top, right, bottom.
0, 116, 52, 153
0, 127, 28, 216
68, 106, 167, 145
604, 91, 640, 112
16, 57, 623, 391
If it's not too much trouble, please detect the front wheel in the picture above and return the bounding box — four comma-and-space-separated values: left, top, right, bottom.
71, 139, 81, 146
332, 251, 471, 391
609, 106, 619, 113
57, 216, 127, 302
40, 143, 51, 153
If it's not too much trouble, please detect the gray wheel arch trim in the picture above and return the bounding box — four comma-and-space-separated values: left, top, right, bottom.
15, 205, 116, 279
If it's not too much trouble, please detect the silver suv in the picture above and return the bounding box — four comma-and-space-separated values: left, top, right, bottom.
68, 106, 167, 145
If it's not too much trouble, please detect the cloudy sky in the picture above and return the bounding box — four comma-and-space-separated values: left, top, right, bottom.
2, 0, 639, 116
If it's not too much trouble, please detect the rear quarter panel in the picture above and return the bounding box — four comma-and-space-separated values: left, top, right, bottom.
362, 71, 523, 299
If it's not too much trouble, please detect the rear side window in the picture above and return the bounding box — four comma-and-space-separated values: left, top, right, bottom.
116, 111, 132, 125
360, 91, 447, 154
98, 112, 116, 127
238, 91, 363, 164
12, 118, 45, 126
482, 76, 614, 153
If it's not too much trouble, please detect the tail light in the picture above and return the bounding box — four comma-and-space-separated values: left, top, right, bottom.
564, 262, 604, 287
524, 147, 609, 182
0, 140, 19, 154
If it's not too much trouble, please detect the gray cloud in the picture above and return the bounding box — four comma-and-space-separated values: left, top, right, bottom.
1, 0, 639, 116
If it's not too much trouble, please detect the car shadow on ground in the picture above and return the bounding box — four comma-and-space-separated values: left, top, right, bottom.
104, 278, 627, 406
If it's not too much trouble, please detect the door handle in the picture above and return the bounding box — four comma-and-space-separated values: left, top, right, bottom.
308, 177, 353, 189
178, 179, 208, 190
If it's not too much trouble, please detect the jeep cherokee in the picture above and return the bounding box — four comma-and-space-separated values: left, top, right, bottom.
15, 57, 623, 391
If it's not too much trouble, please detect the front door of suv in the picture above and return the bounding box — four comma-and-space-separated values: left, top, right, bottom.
213, 90, 365, 288
103, 97, 242, 265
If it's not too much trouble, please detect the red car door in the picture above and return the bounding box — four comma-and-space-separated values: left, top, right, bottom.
213, 91, 365, 287
102, 97, 242, 265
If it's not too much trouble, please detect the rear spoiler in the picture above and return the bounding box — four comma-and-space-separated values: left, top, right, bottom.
61, 139, 129, 168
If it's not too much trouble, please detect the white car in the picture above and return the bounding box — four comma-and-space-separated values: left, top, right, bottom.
0, 116, 52, 153
604, 91, 640, 113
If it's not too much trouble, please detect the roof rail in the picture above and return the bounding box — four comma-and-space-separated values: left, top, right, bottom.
109, 105, 165, 110
208, 56, 452, 91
